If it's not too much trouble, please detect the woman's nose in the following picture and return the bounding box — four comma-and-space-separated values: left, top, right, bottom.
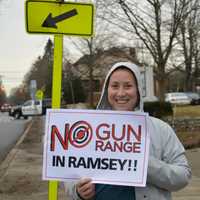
117, 87, 125, 96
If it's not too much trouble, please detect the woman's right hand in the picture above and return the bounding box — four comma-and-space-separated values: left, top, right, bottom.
76, 178, 95, 200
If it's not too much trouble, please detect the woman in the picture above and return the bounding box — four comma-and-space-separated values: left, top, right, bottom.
64, 62, 191, 200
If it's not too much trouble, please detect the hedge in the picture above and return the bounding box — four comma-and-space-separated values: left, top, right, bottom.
144, 101, 173, 118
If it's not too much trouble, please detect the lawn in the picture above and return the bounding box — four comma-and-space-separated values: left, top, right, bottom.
173, 105, 200, 118
172, 105, 200, 149
177, 131, 200, 149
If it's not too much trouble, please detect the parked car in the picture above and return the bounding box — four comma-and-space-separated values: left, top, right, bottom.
9, 105, 28, 119
9, 99, 52, 119
0, 103, 11, 112
165, 92, 191, 105
185, 92, 200, 105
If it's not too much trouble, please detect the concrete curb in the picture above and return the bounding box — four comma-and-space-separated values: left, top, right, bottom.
0, 120, 33, 179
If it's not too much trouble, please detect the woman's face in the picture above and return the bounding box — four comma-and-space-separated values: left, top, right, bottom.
108, 68, 139, 111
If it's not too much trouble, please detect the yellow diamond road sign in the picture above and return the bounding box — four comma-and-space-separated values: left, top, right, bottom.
26, 0, 94, 36
35, 90, 44, 100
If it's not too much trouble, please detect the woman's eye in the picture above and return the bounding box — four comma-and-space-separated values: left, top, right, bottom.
111, 84, 118, 89
125, 84, 133, 88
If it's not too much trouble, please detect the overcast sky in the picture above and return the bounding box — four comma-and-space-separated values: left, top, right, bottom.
0, 0, 50, 95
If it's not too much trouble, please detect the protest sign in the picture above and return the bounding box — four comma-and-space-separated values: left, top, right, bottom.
43, 109, 150, 186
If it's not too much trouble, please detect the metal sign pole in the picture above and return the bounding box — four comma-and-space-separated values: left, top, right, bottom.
48, 34, 63, 200
48, 0, 63, 196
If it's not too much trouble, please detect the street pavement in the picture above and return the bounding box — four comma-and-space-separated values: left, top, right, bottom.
172, 148, 200, 200
0, 112, 29, 162
0, 116, 199, 200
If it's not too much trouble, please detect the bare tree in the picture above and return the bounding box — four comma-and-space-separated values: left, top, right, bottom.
176, 0, 200, 91
0, 76, 6, 104
193, 37, 200, 91
69, 35, 116, 107
98, 0, 190, 101
66, 2, 119, 107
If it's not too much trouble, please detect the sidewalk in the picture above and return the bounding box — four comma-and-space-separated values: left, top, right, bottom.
0, 117, 199, 200
0, 117, 65, 200
172, 148, 200, 200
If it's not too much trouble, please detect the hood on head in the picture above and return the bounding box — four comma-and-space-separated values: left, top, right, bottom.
96, 62, 143, 112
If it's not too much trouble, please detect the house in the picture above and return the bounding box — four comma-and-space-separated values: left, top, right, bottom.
73, 46, 138, 89
65, 46, 157, 104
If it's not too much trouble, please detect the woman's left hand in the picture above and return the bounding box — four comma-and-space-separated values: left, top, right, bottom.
76, 178, 95, 199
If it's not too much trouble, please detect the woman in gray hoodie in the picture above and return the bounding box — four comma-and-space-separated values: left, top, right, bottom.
64, 62, 191, 200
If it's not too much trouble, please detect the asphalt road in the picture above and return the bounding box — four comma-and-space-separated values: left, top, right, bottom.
0, 112, 28, 162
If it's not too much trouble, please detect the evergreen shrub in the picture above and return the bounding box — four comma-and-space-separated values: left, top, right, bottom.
144, 101, 173, 118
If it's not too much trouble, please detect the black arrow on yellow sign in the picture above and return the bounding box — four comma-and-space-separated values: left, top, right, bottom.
42, 8, 78, 28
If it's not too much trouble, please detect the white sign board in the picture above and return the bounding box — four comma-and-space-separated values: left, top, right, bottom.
43, 109, 150, 187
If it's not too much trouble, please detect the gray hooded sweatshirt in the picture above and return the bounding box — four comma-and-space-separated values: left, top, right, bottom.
64, 62, 191, 200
